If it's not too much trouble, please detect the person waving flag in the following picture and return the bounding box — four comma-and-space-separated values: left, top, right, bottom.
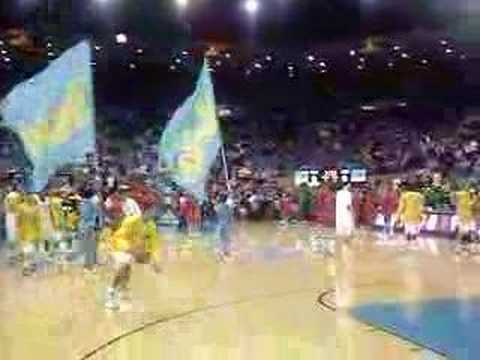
159, 59, 222, 201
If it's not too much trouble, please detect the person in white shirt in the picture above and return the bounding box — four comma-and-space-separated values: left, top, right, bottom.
336, 183, 355, 238
122, 195, 142, 217
104, 185, 142, 310
4, 185, 21, 251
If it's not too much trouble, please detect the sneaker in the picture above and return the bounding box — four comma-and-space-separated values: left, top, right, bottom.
105, 288, 120, 310
105, 298, 120, 310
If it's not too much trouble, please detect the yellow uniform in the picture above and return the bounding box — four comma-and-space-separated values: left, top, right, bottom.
49, 196, 65, 231
397, 191, 424, 224
144, 220, 164, 264
16, 196, 43, 247
65, 209, 80, 232
109, 215, 145, 260
396, 191, 425, 237
4, 191, 22, 213
456, 191, 475, 232
473, 194, 480, 220
473, 194, 480, 235
108, 215, 146, 268
456, 191, 474, 223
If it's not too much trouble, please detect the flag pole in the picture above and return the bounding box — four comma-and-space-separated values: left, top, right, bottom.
206, 54, 231, 194
220, 145, 231, 192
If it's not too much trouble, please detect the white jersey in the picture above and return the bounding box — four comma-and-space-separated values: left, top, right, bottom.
122, 197, 142, 217
336, 189, 355, 237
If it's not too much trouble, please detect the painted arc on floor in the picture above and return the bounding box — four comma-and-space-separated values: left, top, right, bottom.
351, 299, 480, 360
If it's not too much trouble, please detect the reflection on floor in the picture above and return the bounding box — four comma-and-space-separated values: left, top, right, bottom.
1, 221, 478, 359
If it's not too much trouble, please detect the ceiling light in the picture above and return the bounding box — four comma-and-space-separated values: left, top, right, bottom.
244, 0, 259, 14
115, 33, 128, 44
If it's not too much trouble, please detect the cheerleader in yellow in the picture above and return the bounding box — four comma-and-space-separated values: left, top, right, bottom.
454, 188, 476, 244
37, 194, 55, 254
49, 192, 66, 246
16, 194, 43, 275
396, 182, 425, 244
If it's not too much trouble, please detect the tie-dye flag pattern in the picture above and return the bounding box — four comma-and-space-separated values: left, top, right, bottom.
0, 41, 95, 192
160, 59, 222, 200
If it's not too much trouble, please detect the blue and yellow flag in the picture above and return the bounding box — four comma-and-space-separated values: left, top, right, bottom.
160, 59, 221, 200
0, 41, 95, 192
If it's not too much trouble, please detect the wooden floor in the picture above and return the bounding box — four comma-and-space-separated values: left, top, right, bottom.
1, 222, 478, 360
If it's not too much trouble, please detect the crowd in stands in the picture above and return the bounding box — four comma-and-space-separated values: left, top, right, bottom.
420, 122, 480, 176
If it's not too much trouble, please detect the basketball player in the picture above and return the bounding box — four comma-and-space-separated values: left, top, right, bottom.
396, 182, 425, 245
105, 185, 143, 309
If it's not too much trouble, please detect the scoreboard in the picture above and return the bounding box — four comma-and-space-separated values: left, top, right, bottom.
294, 168, 367, 187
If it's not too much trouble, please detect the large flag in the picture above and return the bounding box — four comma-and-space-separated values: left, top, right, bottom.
0, 41, 95, 192
160, 59, 222, 200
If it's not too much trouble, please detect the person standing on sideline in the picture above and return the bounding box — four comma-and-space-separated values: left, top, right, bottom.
215, 194, 234, 262
380, 181, 399, 240
396, 182, 425, 246
335, 183, 355, 238
177, 192, 189, 233
4, 184, 22, 255
37, 193, 54, 254
280, 193, 294, 224
16, 194, 43, 276
453, 186, 476, 244
79, 188, 103, 272
473, 189, 480, 241
200, 197, 216, 232
314, 182, 335, 227
299, 183, 313, 221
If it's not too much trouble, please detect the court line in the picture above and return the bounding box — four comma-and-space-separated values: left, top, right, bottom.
317, 289, 336, 311
317, 288, 449, 359
78, 287, 322, 360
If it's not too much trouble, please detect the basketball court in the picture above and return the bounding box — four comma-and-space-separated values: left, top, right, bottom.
1, 222, 477, 359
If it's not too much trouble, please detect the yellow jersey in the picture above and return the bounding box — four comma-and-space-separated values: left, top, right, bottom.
49, 196, 64, 230
16, 197, 43, 245
456, 191, 475, 224
109, 215, 145, 253
397, 191, 425, 225
4, 191, 22, 213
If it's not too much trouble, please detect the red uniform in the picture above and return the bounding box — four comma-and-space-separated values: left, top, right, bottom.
352, 189, 379, 226
313, 187, 335, 227
361, 190, 378, 226
192, 201, 201, 229
381, 189, 399, 218
280, 196, 295, 219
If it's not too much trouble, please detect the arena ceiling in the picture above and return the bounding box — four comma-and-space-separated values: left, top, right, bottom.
0, 0, 476, 49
